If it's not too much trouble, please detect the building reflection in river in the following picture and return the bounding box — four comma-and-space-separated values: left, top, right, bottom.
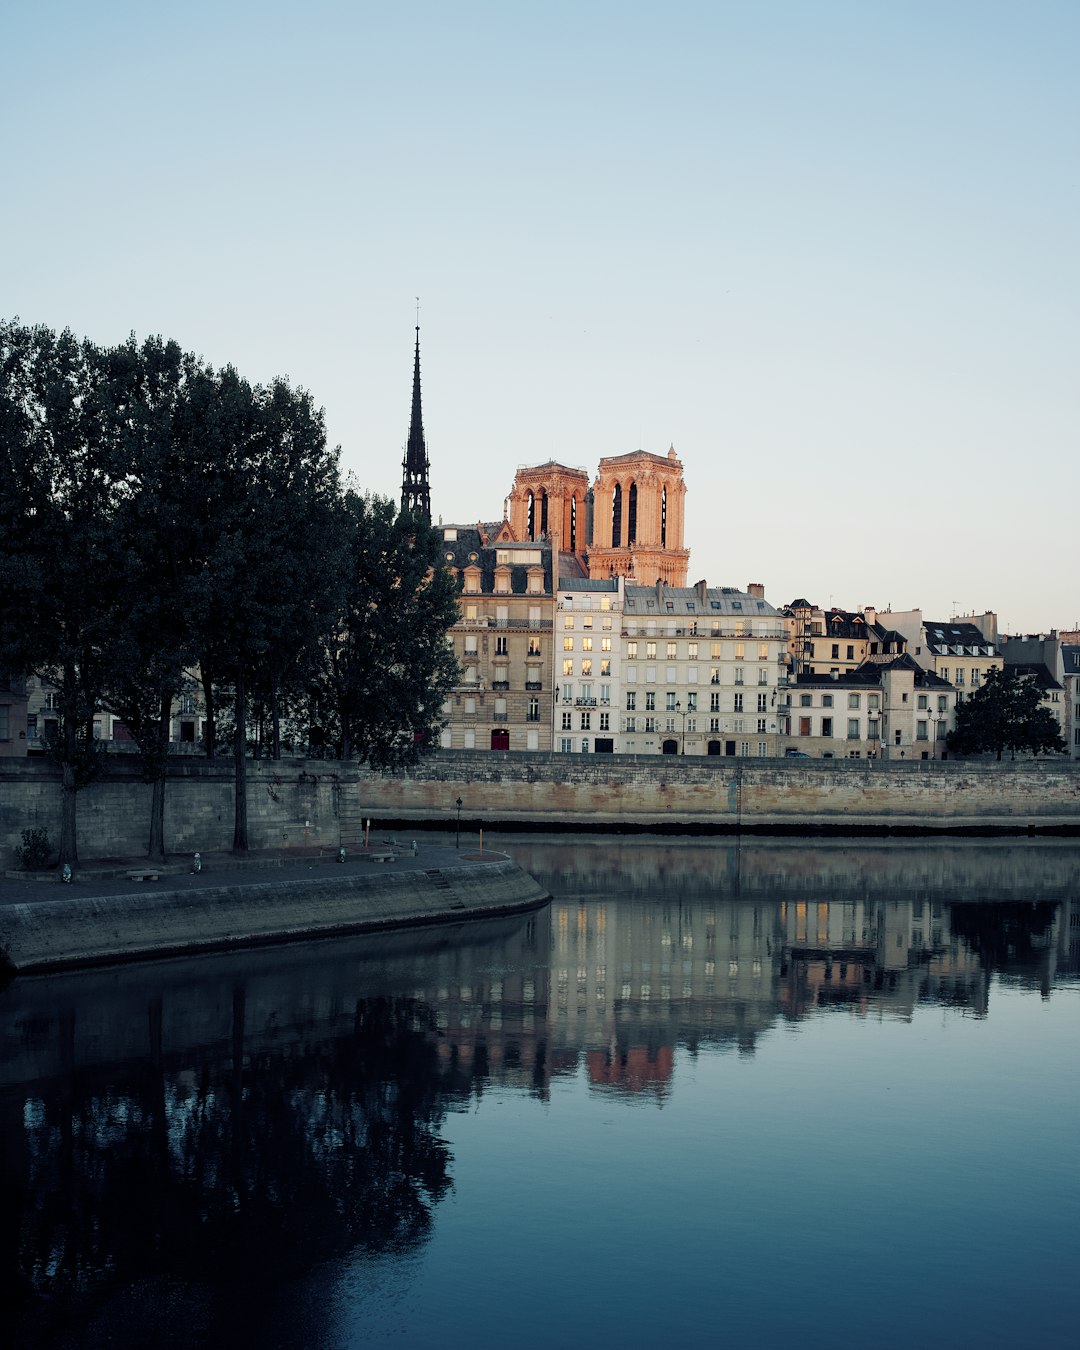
2, 839, 1078, 1344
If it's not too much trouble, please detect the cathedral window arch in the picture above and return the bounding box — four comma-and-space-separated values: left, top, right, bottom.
612, 483, 622, 547
627, 481, 638, 544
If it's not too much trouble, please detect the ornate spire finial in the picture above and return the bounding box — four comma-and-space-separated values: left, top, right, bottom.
400, 314, 431, 522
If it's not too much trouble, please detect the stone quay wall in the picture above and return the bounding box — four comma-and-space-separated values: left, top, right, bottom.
0, 757, 345, 864
359, 752, 1080, 835
2, 752, 1079, 865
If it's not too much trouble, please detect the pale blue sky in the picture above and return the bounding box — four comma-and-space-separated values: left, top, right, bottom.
5, 1, 1077, 633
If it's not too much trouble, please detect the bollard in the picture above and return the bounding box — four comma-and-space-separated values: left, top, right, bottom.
193, 852, 202, 874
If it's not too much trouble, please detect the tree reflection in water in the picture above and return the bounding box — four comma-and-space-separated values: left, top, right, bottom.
6, 996, 453, 1348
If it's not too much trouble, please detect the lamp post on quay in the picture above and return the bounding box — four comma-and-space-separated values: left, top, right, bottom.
455, 796, 463, 849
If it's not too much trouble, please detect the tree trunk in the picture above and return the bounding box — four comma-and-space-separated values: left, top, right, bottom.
59, 671, 79, 865
147, 691, 171, 862
201, 663, 216, 759
60, 759, 78, 865
271, 689, 281, 761
233, 669, 248, 852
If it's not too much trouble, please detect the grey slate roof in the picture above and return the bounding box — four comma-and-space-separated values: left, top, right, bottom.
440, 528, 553, 594
795, 654, 951, 690
624, 584, 779, 617
922, 621, 996, 656
559, 576, 617, 592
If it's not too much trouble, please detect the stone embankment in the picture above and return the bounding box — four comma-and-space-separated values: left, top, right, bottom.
358, 754, 1080, 835
0, 847, 550, 975
2, 754, 1079, 869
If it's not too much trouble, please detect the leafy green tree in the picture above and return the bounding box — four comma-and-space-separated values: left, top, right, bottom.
179, 366, 344, 849
94, 334, 203, 860
319, 494, 459, 764
947, 666, 1066, 760
0, 320, 114, 862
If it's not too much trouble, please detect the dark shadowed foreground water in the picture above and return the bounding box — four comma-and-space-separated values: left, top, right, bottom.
3, 837, 1078, 1349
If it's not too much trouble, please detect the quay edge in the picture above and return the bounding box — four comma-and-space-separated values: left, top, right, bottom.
0, 855, 550, 976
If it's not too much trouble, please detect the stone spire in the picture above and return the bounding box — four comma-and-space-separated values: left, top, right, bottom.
400, 325, 431, 521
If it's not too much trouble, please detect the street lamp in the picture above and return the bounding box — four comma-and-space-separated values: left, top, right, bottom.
675, 699, 687, 754
455, 796, 463, 848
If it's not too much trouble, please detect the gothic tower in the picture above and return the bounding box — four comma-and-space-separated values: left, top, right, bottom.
588, 447, 689, 586
400, 326, 431, 521
507, 461, 591, 556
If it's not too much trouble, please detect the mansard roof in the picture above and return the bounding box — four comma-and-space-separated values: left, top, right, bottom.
922, 621, 996, 656
796, 653, 951, 690
624, 583, 779, 618
440, 527, 553, 594
560, 575, 616, 592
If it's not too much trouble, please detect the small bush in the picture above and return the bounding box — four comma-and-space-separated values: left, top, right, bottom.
15, 827, 51, 871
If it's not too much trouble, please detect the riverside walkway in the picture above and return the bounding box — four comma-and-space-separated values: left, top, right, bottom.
0, 842, 550, 974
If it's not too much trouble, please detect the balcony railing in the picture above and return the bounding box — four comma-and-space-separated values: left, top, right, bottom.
491, 681, 510, 691
525, 681, 542, 691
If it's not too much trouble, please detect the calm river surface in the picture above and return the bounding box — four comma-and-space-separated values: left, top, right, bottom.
3, 836, 1078, 1349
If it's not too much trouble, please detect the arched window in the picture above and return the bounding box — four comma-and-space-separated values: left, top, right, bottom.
661, 485, 667, 546
526, 490, 535, 540
540, 489, 548, 538
627, 482, 638, 544
569, 495, 577, 551
612, 483, 622, 547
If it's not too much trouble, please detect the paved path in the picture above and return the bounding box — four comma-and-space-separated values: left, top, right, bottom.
0, 843, 501, 908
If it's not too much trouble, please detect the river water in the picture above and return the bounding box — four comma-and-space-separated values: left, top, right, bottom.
3, 836, 1078, 1349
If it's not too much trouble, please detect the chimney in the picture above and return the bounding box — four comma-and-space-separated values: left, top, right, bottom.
864, 605, 877, 624
748, 582, 765, 599
695, 579, 708, 605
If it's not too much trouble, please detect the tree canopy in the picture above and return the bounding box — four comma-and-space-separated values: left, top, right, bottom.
0, 318, 460, 860
946, 666, 1066, 760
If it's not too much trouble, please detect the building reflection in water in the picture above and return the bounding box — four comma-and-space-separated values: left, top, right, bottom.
1, 838, 1077, 1342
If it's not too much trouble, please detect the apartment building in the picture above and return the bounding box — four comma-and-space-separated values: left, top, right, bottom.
439, 526, 555, 752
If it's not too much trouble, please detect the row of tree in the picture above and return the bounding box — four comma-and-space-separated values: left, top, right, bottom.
0, 320, 460, 863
